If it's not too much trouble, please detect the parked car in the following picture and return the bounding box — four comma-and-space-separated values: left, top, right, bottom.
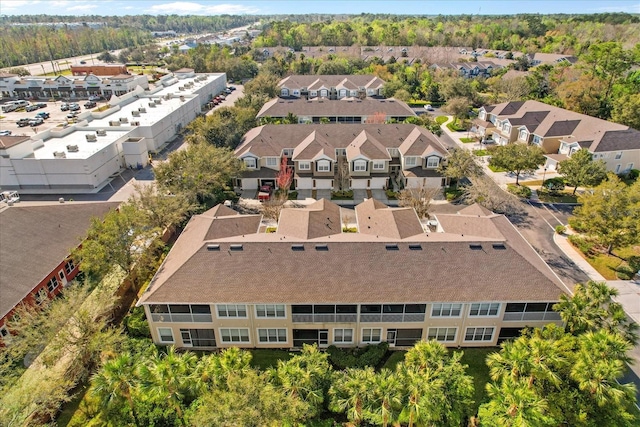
424, 104, 434, 111
25, 104, 39, 112
80, 60, 87, 64
66, 112, 79, 119
16, 118, 31, 127
84, 101, 97, 108
36, 102, 47, 109
224, 88, 232, 94
29, 117, 44, 126
60, 103, 70, 111
0, 130, 12, 136
228, 86, 236, 91
69, 103, 80, 111
481, 138, 495, 145
88, 95, 104, 102
35, 111, 50, 119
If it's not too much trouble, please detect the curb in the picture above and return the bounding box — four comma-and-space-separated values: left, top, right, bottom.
553, 232, 607, 282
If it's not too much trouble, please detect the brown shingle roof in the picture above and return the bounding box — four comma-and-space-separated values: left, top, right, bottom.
356, 199, 424, 239
0, 202, 120, 319
276, 199, 342, 239
0, 135, 30, 149
257, 97, 415, 119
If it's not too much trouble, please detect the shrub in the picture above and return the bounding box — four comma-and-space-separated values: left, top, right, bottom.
507, 184, 532, 199
385, 189, 398, 200
555, 225, 566, 234
265, 226, 276, 233
543, 177, 565, 194
568, 234, 596, 255
616, 264, 636, 280
327, 342, 390, 369
331, 190, 353, 200
124, 306, 150, 338
628, 256, 640, 274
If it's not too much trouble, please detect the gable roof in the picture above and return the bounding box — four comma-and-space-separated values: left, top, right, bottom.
0, 202, 120, 319
0, 135, 31, 149
276, 199, 342, 239
256, 97, 416, 119
355, 198, 424, 239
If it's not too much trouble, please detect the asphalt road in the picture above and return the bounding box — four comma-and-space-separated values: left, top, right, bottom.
2, 51, 124, 76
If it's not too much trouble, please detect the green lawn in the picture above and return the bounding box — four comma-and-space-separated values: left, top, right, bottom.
536, 189, 578, 204
250, 349, 293, 370
460, 137, 476, 143
381, 350, 406, 370
446, 121, 467, 132
487, 164, 507, 173
473, 149, 490, 156
570, 242, 640, 280
435, 116, 448, 125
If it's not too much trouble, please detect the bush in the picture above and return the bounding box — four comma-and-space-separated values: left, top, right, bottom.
331, 190, 353, 200
507, 184, 532, 199
568, 234, 596, 255
385, 189, 398, 200
628, 256, 640, 274
555, 225, 566, 235
124, 306, 150, 338
327, 342, 390, 369
543, 177, 565, 194
616, 264, 636, 280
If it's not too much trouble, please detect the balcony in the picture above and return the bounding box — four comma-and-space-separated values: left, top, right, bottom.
292, 314, 358, 323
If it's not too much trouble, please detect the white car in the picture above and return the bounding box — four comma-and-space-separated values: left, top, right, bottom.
424, 104, 434, 111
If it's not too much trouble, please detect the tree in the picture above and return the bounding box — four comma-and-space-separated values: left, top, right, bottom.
366, 369, 403, 427
557, 149, 608, 195
489, 143, 545, 185
443, 96, 471, 126
329, 367, 375, 425
72, 203, 152, 278
570, 175, 640, 253
397, 185, 440, 219
611, 93, 640, 129
462, 175, 523, 216
554, 281, 639, 345
97, 51, 115, 63
128, 183, 194, 230
276, 156, 293, 192
479, 378, 554, 427
154, 143, 244, 205
91, 353, 141, 426
365, 111, 388, 124
438, 148, 482, 188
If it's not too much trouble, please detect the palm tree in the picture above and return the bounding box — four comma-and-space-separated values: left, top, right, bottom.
478, 378, 554, 427
138, 346, 198, 424
366, 368, 402, 427
329, 367, 375, 425
91, 353, 140, 426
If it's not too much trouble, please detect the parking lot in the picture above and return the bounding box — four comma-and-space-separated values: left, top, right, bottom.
0, 99, 109, 136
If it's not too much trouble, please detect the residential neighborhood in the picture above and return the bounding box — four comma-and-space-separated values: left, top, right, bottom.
1, 4, 639, 427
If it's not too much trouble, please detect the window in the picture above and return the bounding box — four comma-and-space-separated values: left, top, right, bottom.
427, 327, 457, 342
35, 288, 48, 305
334, 328, 353, 343
388, 148, 399, 157
479, 111, 486, 120
47, 276, 59, 293
426, 157, 440, 168
158, 327, 174, 343
256, 304, 286, 318
615, 164, 621, 173
266, 157, 278, 167
465, 327, 494, 342
258, 328, 287, 343
283, 148, 293, 157
335, 148, 346, 156
372, 160, 385, 170
626, 163, 634, 171
405, 157, 417, 167
317, 160, 331, 172
504, 124, 511, 133
0, 326, 8, 339
220, 328, 250, 343
243, 158, 256, 169
217, 304, 247, 318
469, 303, 500, 316
519, 129, 528, 141
431, 303, 462, 317
615, 152, 623, 160
362, 328, 382, 343
298, 161, 311, 170
64, 260, 75, 274
532, 135, 542, 144
353, 160, 367, 171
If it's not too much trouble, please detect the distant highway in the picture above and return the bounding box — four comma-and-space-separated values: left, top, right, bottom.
1, 50, 123, 76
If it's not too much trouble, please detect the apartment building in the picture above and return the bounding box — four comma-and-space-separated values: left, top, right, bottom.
234, 124, 449, 191
474, 100, 640, 173
138, 200, 569, 350
277, 75, 385, 99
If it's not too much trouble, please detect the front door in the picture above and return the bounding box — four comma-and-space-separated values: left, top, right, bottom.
180, 329, 193, 347
319, 330, 329, 347
386, 329, 397, 347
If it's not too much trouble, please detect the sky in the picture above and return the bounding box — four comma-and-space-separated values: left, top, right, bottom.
1, 0, 639, 16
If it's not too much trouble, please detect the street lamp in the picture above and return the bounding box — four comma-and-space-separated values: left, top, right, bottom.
542, 166, 548, 188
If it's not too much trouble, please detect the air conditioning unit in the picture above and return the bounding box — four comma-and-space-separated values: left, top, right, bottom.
131, 121, 140, 126
154, 98, 162, 104
108, 121, 120, 126
53, 151, 66, 158
178, 86, 185, 91
148, 102, 156, 108
132, 110, 140, 117
179, 95, 185, 102
66, 144, 79, 152
96, 129, 107, 136
85, 134, 97, 142
119, 117, 128, 123
138, 107, 146, 113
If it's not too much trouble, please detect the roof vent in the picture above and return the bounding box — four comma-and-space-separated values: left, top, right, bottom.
119, 117, 128, 123
408, 244, 422, 250
315, 244, 329, 251
131, 121, 140, 126
385, 244, 399, 251
66, 144, 79, 152
96, 129, 106, 136
138, 107, 146, 113
207, 244, 220, 251
291, 244, 305, 251
229, 244, 243, 251
53, 151, 66, 158
132, 110, 140, 117
470, 244, 483, 250
148, 102, 156, 108
492, 243, 507, 250
85, 134, 97, 142
108, 120, 120, 126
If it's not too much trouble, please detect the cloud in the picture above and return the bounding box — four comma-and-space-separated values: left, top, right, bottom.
0, 0, 40, 13
588, 3, 640, 13
67, 3, 98, 12
148, 2, 259, 15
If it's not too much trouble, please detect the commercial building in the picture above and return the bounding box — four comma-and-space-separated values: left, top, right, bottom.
0, 70, 227, 194
138, 200, 569, 350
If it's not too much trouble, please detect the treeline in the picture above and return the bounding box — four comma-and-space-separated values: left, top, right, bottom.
254, 13, 640, 53
0, 25, 152, 68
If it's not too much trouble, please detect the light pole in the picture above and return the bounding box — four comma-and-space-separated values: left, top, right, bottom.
542, 166, 548, 189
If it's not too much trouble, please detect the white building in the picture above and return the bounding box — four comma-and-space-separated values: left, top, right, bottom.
0, 71, 227, 194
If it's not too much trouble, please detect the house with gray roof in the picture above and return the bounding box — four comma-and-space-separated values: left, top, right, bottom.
234, 124, 449, 192
137, 200, 569, 350
475, 100, 640, 173
277, 75, 385, 99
